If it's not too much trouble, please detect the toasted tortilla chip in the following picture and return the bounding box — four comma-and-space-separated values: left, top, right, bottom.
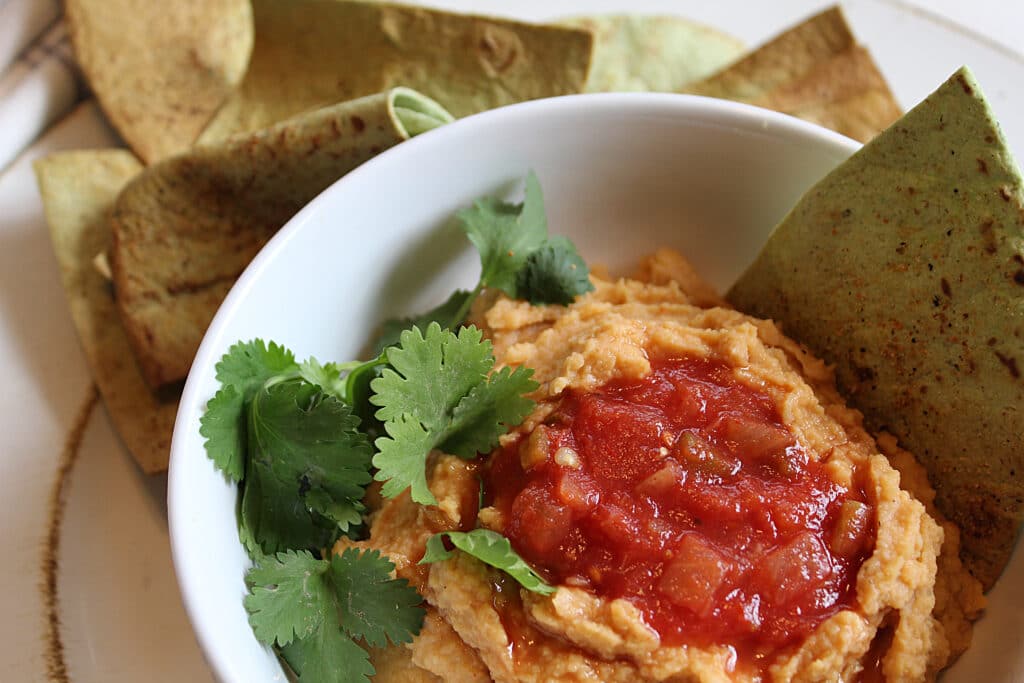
686, 6, 855, 101
684, 6, 901, 142
35, 150, 176, 473
728, 68, 1024, 588
66, 0, 253, 163
557, 14, 744, 92
200, 0, 592, 141
112, 87, 453, 388
748, 46, 902, 143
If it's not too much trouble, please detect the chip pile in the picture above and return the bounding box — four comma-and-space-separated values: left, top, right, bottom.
37, 2, 901, 475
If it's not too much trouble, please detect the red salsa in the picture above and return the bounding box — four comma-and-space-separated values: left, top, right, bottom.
486, 355, 875, 660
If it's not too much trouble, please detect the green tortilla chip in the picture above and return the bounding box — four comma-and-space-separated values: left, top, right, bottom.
66, 0, 253, 162
112, 88, 453, 388
728, 67, 1024, 588
200, 0, 593, 141
557, 14, 744, 92
35, 150, 176, 473
684, 7, 901, 142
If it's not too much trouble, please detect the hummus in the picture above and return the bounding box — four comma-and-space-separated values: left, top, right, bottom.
337, 249, 984, 682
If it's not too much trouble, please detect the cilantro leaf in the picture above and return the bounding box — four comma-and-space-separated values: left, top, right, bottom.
421, 529, 555, 595
280, 627, 373, 683
372, 324, 493, 427
254, 379, 371, 505
441, 365, 537, 458
332, 547, 424, 648
372, 289, 473, 354
245, 550, 331, 646
216, 339, 298, 393
201, 340, 299, 481
199, 385, 246, 480
516, 236, 594, 305
370, 324, 537, 505
457, 172, 547, 296
241, 447, 338, 555
421, 534, 455, 564
245, 548, 424, 683
372, 414, 436, 503
243, 378, 373, 553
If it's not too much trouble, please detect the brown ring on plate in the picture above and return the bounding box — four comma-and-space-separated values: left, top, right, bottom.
40, 384, 99, 682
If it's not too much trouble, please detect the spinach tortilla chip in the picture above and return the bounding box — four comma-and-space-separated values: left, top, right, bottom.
111, 88, 453, 389
557, 14, 744, 92
684, 6, 901, 143
729, 67, 1024, 589
36, 150, 176, 474
200, 0, 593, 141
66, 0, 253, 163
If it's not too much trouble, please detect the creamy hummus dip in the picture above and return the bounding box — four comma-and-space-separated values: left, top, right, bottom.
337, 249, 984, 682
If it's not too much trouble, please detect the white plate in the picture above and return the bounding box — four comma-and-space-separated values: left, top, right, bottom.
2, 1, 1022, 681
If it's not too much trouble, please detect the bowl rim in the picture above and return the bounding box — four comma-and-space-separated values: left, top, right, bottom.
167, 91, 861, 681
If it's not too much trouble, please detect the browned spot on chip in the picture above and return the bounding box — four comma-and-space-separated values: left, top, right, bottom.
977, 158, 989, 174
852, 362, 876, 384
979, 218, 997, 254
957, 72, 974, 94
995, 351, 1021, 379
477, 24, 522, 75
351, 115, 366, 133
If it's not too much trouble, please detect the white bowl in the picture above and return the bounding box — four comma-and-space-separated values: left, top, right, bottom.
168, 94, 1016, 681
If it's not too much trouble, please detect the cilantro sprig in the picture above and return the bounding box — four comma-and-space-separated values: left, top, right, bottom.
371, 323, 537, 505
421, 529, 556, 595
457, 172, 593, 307
246, 549, 423, 683
372, 172, 594, 348
458, 172, 549, 298
200, 341, 374, 555
242, 377, 372, 553
200, 340, 297, 480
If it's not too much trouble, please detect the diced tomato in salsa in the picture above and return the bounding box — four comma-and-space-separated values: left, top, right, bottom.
486, 355, 874, 660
